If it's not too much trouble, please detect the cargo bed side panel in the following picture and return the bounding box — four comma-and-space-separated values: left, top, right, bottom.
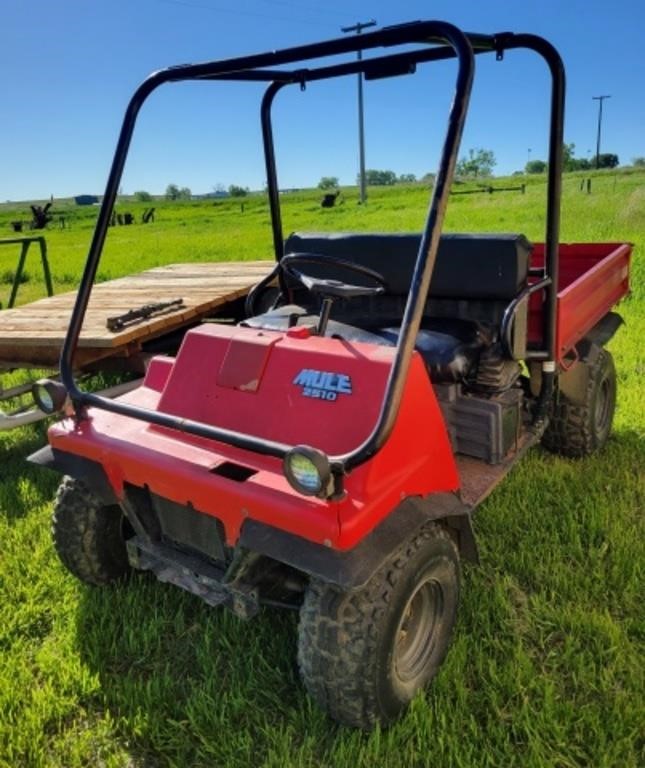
528, 242, 631, 359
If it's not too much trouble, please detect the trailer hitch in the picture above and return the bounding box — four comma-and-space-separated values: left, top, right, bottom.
127, 536, 261, 619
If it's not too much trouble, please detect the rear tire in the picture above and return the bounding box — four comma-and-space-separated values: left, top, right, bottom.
52, 476, 131, 585
542, 346, 616, 458
297, 522, 460, 729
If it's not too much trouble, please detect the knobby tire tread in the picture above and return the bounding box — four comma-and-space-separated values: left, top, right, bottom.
297, 522, 457, 729
52, 476, 130, 586
542, 347, 616, 458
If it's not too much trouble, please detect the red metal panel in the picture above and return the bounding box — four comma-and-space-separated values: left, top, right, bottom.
335, 354, 459, 549
47, 325, 458, 552
216, 331, 279, 392
527, 242, 631, 359
155, 324, 393, 456
555, 243, 631, 358
143, 356, 174, 392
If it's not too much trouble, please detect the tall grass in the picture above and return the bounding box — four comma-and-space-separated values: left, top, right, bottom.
0, 170, 643, 767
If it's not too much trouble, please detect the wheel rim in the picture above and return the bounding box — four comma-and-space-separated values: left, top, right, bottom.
595, 376, 612, 433
394, 577, 444, 683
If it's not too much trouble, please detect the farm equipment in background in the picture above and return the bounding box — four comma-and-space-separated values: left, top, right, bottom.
320, 190, 342, 208
9, 203, 57, 233
0, 235, 147, 429
0, 235, 55, 427
29, 21, 631, 729
141, 207, 155, 223
30, 203, 53, 230
0, 235, 53, 309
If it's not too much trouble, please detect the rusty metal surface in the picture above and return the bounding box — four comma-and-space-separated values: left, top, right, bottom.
456, 430, 539, 508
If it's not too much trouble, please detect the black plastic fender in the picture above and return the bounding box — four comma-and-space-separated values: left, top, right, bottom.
240, 493, 477, 592
30, 445, 478, 592
27, 445, 118, 505
559, 313, 622, 406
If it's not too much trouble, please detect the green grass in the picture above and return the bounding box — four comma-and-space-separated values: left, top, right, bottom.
0, 170, 643, 767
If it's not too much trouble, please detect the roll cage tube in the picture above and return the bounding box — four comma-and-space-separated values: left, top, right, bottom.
59, 21, 564, 480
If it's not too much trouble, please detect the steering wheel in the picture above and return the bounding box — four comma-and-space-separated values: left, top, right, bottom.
281, 252, 387, 299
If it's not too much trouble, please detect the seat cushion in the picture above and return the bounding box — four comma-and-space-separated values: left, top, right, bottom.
376, 318, 488, 383
242, 307, 487, 383
284, 232, 532, 300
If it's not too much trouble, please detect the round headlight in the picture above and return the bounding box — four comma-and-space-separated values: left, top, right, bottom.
284, 445, 332, 498
32, 379, 68, 415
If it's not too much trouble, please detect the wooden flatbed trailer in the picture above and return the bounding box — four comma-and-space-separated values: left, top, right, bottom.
0, 261, 271, 429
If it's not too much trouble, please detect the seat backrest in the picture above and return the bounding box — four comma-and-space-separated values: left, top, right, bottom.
284, 231, 531, 301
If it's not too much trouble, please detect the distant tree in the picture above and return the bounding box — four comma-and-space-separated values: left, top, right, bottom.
561, 143, 595, 171
632, 156, 645, 167
597, 153, 619, 169
525, 160, 547, 174
165, 184, 180, 200
456, 148, 496, 178
228, 184, 249, 197
562, 142, 576, 171
398, 173, 416, 183
134, 190, 153, 202
318, 176, 339, 190
165, 184, 191, 200
421, 172, 435, 186
363, 169, 397, 186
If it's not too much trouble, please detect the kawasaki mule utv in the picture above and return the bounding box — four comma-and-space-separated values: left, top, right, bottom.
30, 21, 631, 728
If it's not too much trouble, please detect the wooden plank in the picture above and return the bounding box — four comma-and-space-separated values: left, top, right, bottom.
0, 261, 272, 367
94, 277, 262, 288
0, 345, 118, 369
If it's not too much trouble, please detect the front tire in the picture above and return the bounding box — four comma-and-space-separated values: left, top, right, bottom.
297, 521, 460, 729
52, 476, 131, 585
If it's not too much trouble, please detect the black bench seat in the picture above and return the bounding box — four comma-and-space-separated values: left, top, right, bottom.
283, 231, 532, 300
242, 232, 532, 382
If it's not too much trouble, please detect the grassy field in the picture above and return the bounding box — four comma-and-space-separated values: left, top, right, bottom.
0, 171, 643, 767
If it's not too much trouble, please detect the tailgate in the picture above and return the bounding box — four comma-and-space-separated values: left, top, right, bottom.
556, 242, 631, 358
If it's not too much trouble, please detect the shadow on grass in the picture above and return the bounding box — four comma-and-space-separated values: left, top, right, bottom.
0, 424, 59, 520
74, 578, 328, 765
56, 428, 645, 765
70, 552, 546, 766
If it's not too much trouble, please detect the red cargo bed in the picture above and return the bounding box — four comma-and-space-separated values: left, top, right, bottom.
528, 242, 631, 360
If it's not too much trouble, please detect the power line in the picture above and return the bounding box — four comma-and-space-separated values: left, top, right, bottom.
592, 94, 611, 170
155, 0, 338, 30
254, 0, 346, 24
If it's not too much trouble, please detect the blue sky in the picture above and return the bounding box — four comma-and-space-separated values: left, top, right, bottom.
1, 0, 643, 201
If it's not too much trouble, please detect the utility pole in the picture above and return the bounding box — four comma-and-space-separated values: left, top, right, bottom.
342, 19, 376, 204
592, 94, 611, 169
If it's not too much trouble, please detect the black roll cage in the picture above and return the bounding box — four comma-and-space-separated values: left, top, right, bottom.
60, 20, 564, 481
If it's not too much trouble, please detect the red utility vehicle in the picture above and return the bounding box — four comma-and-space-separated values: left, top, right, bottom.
30, 22, 631, 728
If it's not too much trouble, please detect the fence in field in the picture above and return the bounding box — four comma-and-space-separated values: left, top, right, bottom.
451, 183, 526, 196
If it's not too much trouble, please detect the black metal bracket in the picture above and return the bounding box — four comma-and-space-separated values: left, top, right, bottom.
127, 536, 260, 619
